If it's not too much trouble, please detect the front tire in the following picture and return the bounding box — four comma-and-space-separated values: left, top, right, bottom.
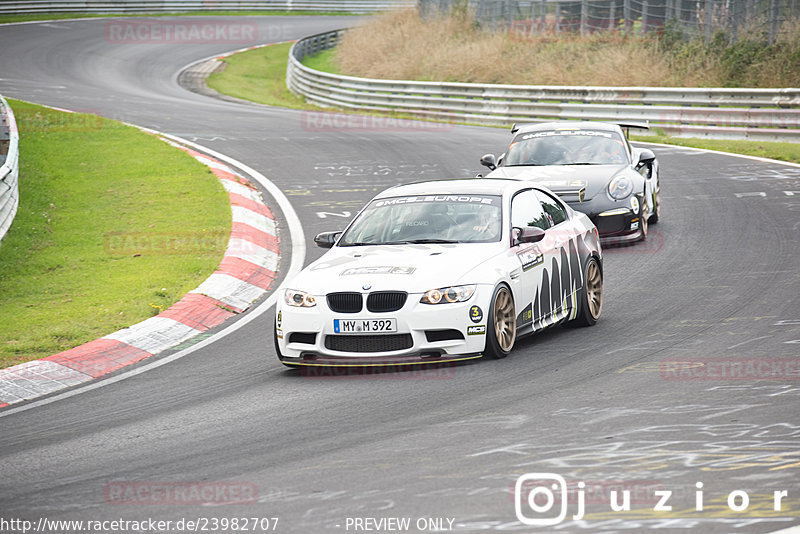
572, 257, 603, 327
649, 189, 661, 224
638, 202, 649, 242
484, 284, 516, 359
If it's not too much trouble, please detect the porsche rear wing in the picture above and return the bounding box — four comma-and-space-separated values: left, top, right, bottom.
510, 121, 650, 138
617, 121, 649, 139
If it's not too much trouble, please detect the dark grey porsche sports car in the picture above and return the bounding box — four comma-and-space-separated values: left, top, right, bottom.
479, 121, 661, 244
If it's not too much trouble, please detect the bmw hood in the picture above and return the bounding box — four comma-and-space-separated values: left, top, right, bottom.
289, 244, 501, 296
486, 164, 627, 201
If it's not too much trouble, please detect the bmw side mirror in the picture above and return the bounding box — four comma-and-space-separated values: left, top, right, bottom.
512, 226, 546, 246
314, 231, 341, 248
636, 149, 656, 168
480, 154, 497, 170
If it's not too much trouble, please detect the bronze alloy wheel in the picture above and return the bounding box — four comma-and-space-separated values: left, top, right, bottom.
650, 190, 661, 223
492, 287, 516, 352
639, 202, 649, 241
586, 260, 603, 320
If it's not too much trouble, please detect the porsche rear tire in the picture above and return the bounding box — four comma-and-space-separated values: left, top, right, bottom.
485, 284, 516, 359
572, 257, 603, 327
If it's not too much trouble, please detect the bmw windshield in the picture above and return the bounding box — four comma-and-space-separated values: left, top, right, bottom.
505, 130, 629, 166
339, 195, 503, 245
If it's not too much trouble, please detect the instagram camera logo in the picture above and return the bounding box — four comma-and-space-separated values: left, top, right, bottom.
515, 473, 568, 526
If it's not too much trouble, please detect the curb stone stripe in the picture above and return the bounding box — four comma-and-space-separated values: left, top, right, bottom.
232, 206, 276, 234
0, 138, 279, 407
217, 256, 277, 290
157, 293, 236, 331
231, 221, 279, 251
45, 339, 152, 378
190, 274, 266, 312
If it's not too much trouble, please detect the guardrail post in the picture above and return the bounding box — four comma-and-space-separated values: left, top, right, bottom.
623, 0, 631, 31
642, 0, 649, 33
581, 0, 589, 35
540, 0, 547, 33
555, 2, 561, 33
769, 0, 779, 44
609, 0, 616, 31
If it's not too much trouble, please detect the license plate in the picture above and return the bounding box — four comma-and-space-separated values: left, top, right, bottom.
333, 318, 397, 334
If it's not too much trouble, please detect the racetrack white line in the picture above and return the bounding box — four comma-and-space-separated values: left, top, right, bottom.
0, 129, 305, 419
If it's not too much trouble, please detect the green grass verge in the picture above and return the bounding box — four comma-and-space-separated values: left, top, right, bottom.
206, 42, 315, 109
0, 100, 231, 368
302, 49, 339, 74
632, 134, 800, 164
0, 11, 353, 24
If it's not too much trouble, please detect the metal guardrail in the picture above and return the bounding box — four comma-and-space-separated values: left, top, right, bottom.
0, 96, 20, 245
287, 29, 800, 142
0, 0, 413, 14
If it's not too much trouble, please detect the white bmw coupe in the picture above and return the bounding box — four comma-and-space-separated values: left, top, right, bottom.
274, 179, 602, 367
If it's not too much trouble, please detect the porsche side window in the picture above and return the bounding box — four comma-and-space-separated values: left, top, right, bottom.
534, 190, 567, 226
511, 190, 549, 231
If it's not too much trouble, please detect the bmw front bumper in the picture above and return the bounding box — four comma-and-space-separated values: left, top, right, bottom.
275, 288, 492, 366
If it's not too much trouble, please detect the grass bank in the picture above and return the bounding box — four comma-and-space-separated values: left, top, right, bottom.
335, 9, 800, 88
206, 42, 315, 109
0, 100, 231, 368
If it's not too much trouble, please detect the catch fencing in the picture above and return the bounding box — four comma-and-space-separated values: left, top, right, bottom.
418, 0, 799, 43
286, 29, 800, 141
0, 97, 20, 245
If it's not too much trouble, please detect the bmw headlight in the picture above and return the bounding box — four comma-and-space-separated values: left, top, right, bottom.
608, 175, 633, 200
284, 289, 317, 307
420, 284, 476, 305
